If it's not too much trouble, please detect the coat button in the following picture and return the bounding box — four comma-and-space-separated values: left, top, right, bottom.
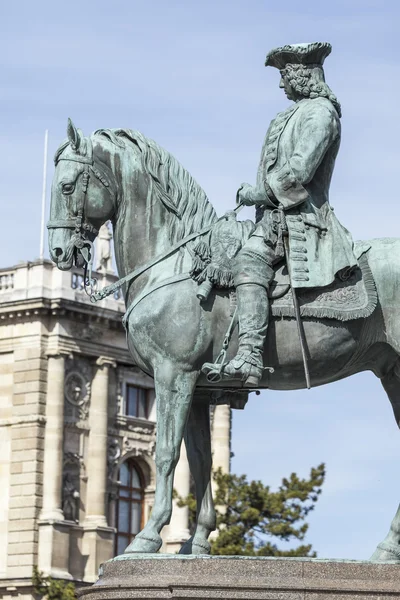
297, 216, 302, 221
305, 225, 309, 230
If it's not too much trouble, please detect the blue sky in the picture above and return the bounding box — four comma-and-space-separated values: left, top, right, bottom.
2, 0, 400, 559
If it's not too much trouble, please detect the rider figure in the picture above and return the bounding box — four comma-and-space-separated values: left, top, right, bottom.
219, 42, 357, 387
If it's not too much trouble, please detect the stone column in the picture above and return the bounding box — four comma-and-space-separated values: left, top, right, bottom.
40, 351, 69, 521
209, 403, 232, 542
83, 357, 116, 582
164, 441, 191, 553
211, 404, 231, 475
84, 357, 116, 526
38, 350, 72, 578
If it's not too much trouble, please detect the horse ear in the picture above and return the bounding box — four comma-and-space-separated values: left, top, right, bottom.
67, 118, 81, 151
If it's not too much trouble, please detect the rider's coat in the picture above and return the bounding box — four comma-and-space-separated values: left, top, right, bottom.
242, 96, 357, 289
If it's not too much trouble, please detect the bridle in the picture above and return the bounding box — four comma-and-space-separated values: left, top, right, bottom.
47, 137, 114, 295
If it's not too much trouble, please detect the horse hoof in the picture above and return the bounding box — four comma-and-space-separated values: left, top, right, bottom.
123, 533, 163, 554
192, 538, 211, 555
370, 542, 400, 562
178, 536, 211, 555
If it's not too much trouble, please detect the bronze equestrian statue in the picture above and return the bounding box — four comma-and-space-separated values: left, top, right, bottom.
48, 42, 400, 562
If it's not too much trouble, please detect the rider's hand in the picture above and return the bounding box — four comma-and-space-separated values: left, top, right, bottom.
236, 183, 255, 206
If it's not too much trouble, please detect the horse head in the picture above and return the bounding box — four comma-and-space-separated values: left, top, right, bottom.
48, 119, 117, 270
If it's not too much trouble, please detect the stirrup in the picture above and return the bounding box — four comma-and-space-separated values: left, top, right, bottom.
202, 353, 274, 387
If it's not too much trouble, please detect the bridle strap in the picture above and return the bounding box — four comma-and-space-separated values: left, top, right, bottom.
47, 219, 99, 235
90, 201, 246, 303
122, 272, 191, 328
47, 140, 112, 236
90, 223, 214, 303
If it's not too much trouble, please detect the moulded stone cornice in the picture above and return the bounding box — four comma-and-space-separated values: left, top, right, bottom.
45, 348, 73, 358
50, 297, 125, 324
0, 298, 52, 317
0, 295, 124, 327
113, 415, 156, 433
81, 523, 116, 534
0, 414, 47, 427
45, 337, 133, 364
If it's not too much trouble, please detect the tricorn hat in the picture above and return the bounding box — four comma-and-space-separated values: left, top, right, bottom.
265, 42, 332, 70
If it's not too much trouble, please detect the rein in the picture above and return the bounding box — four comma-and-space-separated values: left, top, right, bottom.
90, 223, 214, 303
91, 202, 246, 304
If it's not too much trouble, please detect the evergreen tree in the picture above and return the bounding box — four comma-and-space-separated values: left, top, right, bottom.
176, 464, 325, 556
32, 566, 76, 600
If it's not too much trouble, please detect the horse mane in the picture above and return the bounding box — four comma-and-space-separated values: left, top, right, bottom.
93, 128, 218, 244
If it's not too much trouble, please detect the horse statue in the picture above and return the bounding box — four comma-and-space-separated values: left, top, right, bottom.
48, 120, 400, 562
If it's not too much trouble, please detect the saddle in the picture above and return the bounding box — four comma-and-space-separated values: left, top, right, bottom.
190, 215, 377, 323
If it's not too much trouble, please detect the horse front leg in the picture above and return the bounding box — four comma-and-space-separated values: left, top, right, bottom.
179, 393, 216, 555
124, 364, 198, 554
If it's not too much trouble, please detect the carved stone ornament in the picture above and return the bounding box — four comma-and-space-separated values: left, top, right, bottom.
65, 370, 91, 420
123, 435, 155, 457
63, 450, 86, 474
107, 437, 122, 482
62, 451, 84, 521
62, 472, 80, 522
96, 220, 114, 274
69, 321, 105, 342
108, 437, 121, 465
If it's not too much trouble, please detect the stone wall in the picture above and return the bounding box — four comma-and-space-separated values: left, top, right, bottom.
0, 259, 232, 598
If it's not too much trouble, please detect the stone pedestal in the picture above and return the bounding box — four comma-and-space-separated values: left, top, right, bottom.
77, 555, 400, 600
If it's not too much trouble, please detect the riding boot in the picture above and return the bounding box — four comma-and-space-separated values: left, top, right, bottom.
221, 283, 269, 386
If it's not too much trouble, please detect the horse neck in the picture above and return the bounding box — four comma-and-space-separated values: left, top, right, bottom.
111, 142, 215, 297
113, 169, 169, 279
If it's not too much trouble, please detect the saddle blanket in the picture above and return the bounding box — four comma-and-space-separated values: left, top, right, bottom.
190, 211, 377, 323
269, 249, 377, 322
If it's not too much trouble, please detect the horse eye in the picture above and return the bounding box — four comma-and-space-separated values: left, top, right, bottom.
62, 183, 75, 195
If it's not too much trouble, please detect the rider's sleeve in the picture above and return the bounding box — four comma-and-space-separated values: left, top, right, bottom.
240, 182, 279, 208
267, 103, 339, 210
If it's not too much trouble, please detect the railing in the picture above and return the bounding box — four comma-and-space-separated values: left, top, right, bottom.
71, 272, 85, 291
71, 271, 123, 300
0, 271, 14, 292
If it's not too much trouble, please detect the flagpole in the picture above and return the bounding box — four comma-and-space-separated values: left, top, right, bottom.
39, 129, 48, 260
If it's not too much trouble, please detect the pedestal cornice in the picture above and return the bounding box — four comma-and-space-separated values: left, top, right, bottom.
78, 556, 400, 600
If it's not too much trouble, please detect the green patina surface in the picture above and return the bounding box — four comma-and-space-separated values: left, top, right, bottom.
47, 43, 400, 563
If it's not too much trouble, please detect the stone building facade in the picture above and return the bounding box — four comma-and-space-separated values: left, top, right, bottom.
0, 246, 231, 599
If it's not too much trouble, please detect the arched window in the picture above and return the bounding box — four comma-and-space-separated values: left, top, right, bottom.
115, 460, 144, 556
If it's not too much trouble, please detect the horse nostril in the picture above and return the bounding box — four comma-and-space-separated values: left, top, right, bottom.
54, 247, 63, 258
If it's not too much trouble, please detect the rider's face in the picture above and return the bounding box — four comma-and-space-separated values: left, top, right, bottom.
279, 73, 296, 101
